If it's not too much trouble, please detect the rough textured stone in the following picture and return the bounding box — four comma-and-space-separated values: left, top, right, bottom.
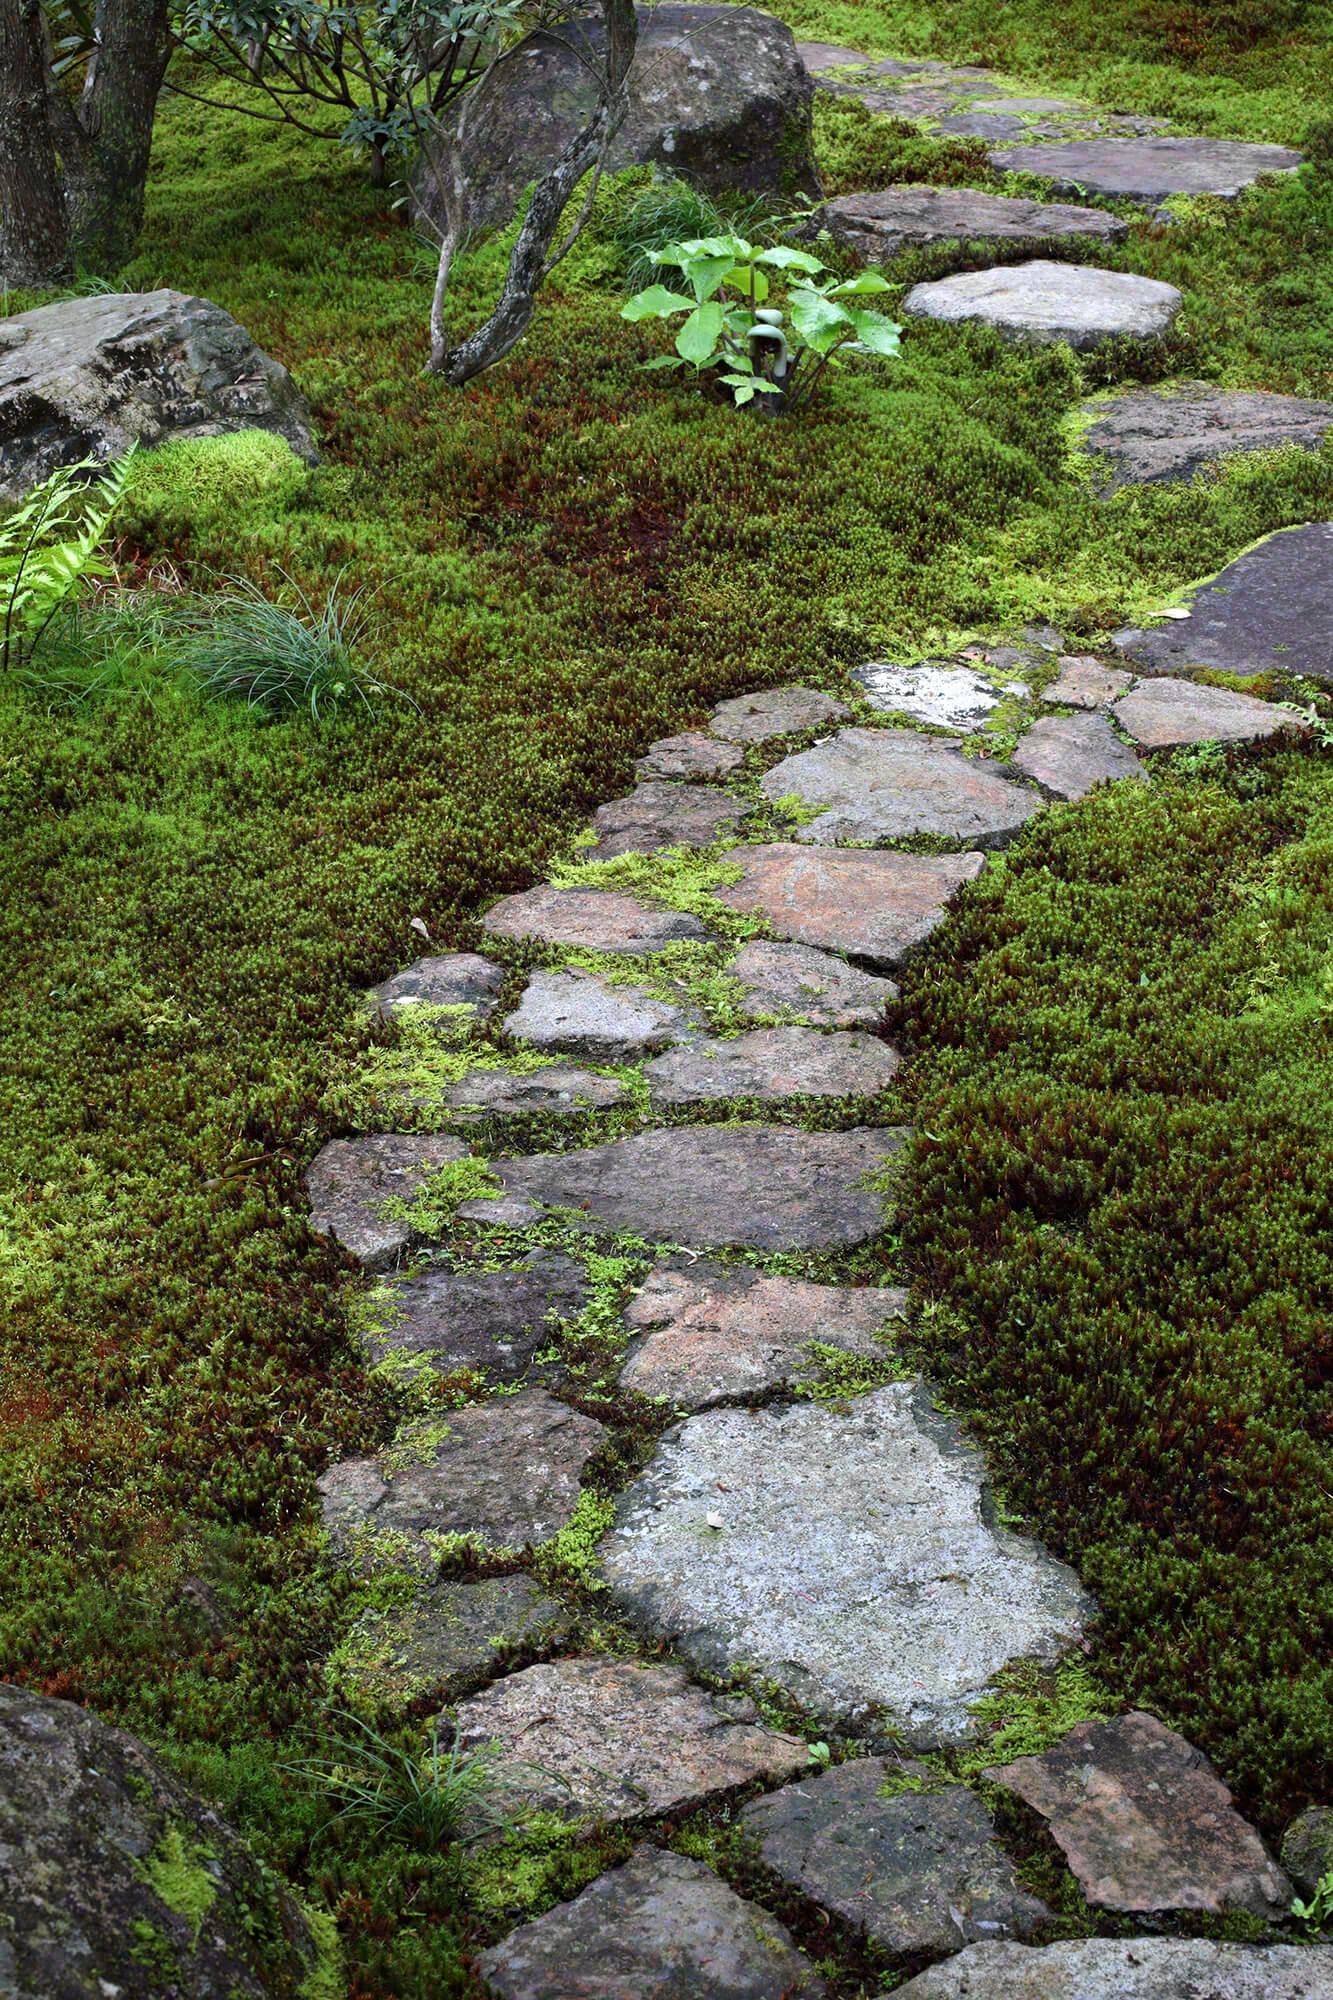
305, 1133, 470, 1270
709, 684, 849, 743
761, 728, 1043, 847
496, 1123, 904, 1249
332, 1575, 573, 1708
506, 966, 698, 1062
645, 1025, 900, 1105
441, 1064, 625, 1119
1045, 657, 1135, 708
855, 661, 1030, 732
1082, 381, 1333, 489
317, 1389, 606, 1561
1110, 523, 1333, 681
730, 939, 898, 1026
987, 1710, 1290, 1917
371, 951, 506, 1027
1282, 1806, 1333, 1898
589, 780, 750, 857
828, 186, 1127, 261
601, 1383, 1093, 1738
365, 1252, 590, 1379
0, 289, 316, 502
716, 843, 986, 968
1012, 714, 1145, 798
1111, 677, 1296, 749
637, 729, 747, 780
457, 1193, 549, 1228
741, 1762, 1050, 1955
476, 1843, 826, 2000
620, 1263, 905, 1406
483, 884, 707, 952
988, 135, 1304, 202
893, 1939, 1333, 1999
0, 1681, 322, 1998
903, 260, 1181, 349
457, 1657, 810, 1823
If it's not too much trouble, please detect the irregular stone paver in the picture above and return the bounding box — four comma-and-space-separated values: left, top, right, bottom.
442, 1065, 625, 1119
1045, 657, 1135, 708
1282, 1806, 1333, 1898
333, 1575, 572, 1707
482, 885, 707, 952
904, 261, 1181, 349
600, 1383, 1093, 1740
1012, 714, 1145, 799
636, 729, 746, 780
741, 1761, 1050, 1955
717, 843, 986, 968
709, 684, 849, 743
457, 1192, 548, 1228
372, 951, 506, 1025
589, 780, 750, 858
829, 187, 1127, 260
1082, 382, 1333, 489
317, 1389, 606, 1562
305, 1134, 470, 1270
988, 135, 1303, 201
893, 1938, 1333, 1999
760, 728, 1043, 848
644, 1025, 901, 1106
505, 966, 697, 1062
731, 939, 898, 1027
365, 1252, 589, 1379
1111, 523, 1333, 681
620, 1263, 905, 1407
476, 1844, 827, 2000
454, 1657, 809, 1822
987, 1710, 1291, 1917
855, 661, 1030, 732
496, 1123, 904, 1250
1111, 677, 1296, 749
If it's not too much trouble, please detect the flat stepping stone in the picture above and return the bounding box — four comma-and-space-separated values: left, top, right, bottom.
304, 1134, 470, 1270
457, 1192, 548, 1228
476, 1844, 826, 2000
482, 885, 707, 953
636, 729, 745, 780
894, 1938, 1333, 1999
505, 966, 699, 1062
1045, 656, 1135, 708
760, 728, 1043, 848
741, 1760, 1050, 1955
600, 1382, 1093, 1740
332, 1574, 572, 1708
621, 1263, 905, 1407
496, 1123, 905, 1249
317, 1388, 606, 1564
797, 43, 943, 78
1082, 381, 1333, 488
855, 661, 1030, 732
1111, 677, 1295, 749
717, 843, 986, 968
454, 1657, 809, 1822
988, 134, 1303, 201
364, 1251, 589, 1380
441, 1065, 625, 1120
904, 260, 1181, 349
1281, 1806, 1333, 1898
644, 1025, 901, 1106
1012, 714, 1145, 799
708, 685, 849, 744
588, 780, 749, 858
828, 187, 1127, 260
988, 1710, 1290, 1917
1112, 523, 1333, 680
371, 951, 505, 1026
730, 939, 898, 1027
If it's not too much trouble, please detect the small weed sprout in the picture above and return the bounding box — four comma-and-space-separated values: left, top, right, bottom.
1293, 1869, 1333, 1933
172, 568, 400, 721
289, 1711, 509, 1852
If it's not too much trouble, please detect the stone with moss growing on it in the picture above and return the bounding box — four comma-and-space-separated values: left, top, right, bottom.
370, 952, 506, 1026
304, 1133, 472, 1270
362, 1251, 590, 1382
329, 1574, 573, 1710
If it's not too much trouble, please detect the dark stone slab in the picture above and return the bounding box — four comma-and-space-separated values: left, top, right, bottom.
1082, 382, 1333, 489
716, 843, 986, 969
371, 952, 506, 1026
709, 684, 849, 743
730, 939, 898, 1026
304, 1133, 470, 1270
828, 185, 1128, 261
636, 730, 746, 780
760, 727, 1043, 847
589, 780, 750, 858
1012, 714, 1146, 798
988, 135, 1303, 201
1111, 677, 1296, 748
904, 260, 1181, 349
365, 1251, 590, 1379
482, 885, 707, 952
644, 1025, 901, 1105
1110, 524, 1333, 680
332, 1574, 573, 1708
1282, 1806, 1333, 1899
441, 1064, 626, 1120
894, 1939, 1333, 1998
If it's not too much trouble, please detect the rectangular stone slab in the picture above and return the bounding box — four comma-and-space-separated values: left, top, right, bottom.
986, 135, 1303, 201
715, 843, 986, 969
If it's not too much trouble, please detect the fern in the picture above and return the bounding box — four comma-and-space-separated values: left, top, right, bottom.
0, 448, 136, 671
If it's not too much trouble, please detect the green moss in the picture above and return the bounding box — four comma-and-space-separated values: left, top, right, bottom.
129, 1916, 181, 1978
382, 1156, 503, 1236
296, 1898, 346, 2000
139, 1823, 219, 1945
531, 1489, 616, 1589
548, 844, 761, 936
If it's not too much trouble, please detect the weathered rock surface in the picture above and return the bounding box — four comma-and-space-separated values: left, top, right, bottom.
0, 289, 317, 502
828, 186, 1127, 261
760, 728, 1043, 847
1081, 382, 1333, 489
601, 1383, 1093, 1738
589, 780, 750, 857
988, 135, 1303, 201
855, 661, 1029, 732
457, 1192, 549, 1228
483, 884, 707, 952
1111, 523, 1333, 681
476, 1843, 827, 1999
0, 1681, 322, 1998
496, 1123, 903, 1249
730, 938, 898, 1026
987, 1710, 1290, 1917
364, 1252, 590, 1379
893, 1938, 1333, 1998
1012, 714, 1145, 798
505, 966, 699, 1061
332, 1575, 573, 1708
1282, 1805, 1333, 1898
620, 1263, 905, 1406
441, 1064, 625, 1119
741, 1761, 1050, 1955
1111, 676, 1296, 749
317, 1389, 606, 1561
716, 843, 986, 968
371, 951, 506, 1026
644, 1025, 901, 1105
1045, 657, 1134, 708
903, 261, 1181, 349
637, 729, 747, 780
454, 1657, 809, 1821
709, 684, 849, 743
305, 1133, 470, 1270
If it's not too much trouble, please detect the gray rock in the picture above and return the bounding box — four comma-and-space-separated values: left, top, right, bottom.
0, 289, 317, 502
1012, 714, 1145, 798
986, 1710, 1290, 1917
717, 843, 987, 968
365, 1252, 590, 1379
600, 1383, 1093, 1738
854, 660, 1030, 732
1110, 523, 1333, 681
1282, 1806, 1333, 1898
1111, 677, 1296, 749
476, 1844, 826, 2000
0, 1681, 322, 1998
371, 952, 506, 1026
903, 260, 1181, 349
974, 97, 1079, 114
741, 1762, 1050, 1955
827, 187, 1126, 262
637, 730, 747, 780
893, 1938, 1333, 1999
317, 1389, 606, 1562
760, 728, 1043, 847
589, 780, 750, 857
730, 939, 898, 1026
709, 684, 849, 743
457, 1193, 549, 1228
937, 112, 1028, 139
1081, 382, 1333, 489
987, 135, 1304, 202
1044, 657, 1135, 708
496, 1122, 905, 1249
441, 1064, 625, 1119
305, 1133, 470, 1270
505, 966, 697, 1062
332, 1574, 573, 1708
645, 1025, 900, 1105
621, 1263, 905, 1407
454, 1656, 810, 1823
482, 885, 707, 952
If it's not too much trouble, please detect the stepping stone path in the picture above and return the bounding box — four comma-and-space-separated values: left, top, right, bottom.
1012, 713, 1146, 799
828, 187, 1127, 262
903, 262, 1182, 349
371, 950, 505, 1025
643, 1025, 900, 1106
483, 884, 706, 951
987, 134, 1304, 201
730, 938, 898, 1025
761, 727, 1043, 846
895, 1938, 1333, 1997
504, 966, 700, 1062
334, 1574, 572, 1707
1111, 676, 1296, 749
304, 1133, 468, 1269
855, 659, 1030, 732
1081, 382, 1333, 489
1113, 523, 1333, 682
362, 1251, 589, 1380
718, 843, 986, 967
588, 780, 750, 857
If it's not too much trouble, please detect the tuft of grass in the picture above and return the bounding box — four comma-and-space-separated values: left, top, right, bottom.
289, 1712, 508, 1852
172, 569, 397, 721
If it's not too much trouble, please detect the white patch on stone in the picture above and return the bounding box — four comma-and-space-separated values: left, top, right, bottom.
855, 662, 1029, 732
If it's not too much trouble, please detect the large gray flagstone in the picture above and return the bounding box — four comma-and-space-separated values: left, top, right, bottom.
893, 1938, 1333, 1999
760, 727, 1042, 847
304, 1134, 470, 1270
1111, 523, 1333, 681
1111, 677, 1297, 749
1081, 382, 1333, 489
1044, 657, 1135, 708
987, 134, 1303, 201
1012, 714, 1145, 798
903, 261, 1181, 349
364, 1251, 590, 1380
716, 843, 986, 968
644, 1025, 901, 1105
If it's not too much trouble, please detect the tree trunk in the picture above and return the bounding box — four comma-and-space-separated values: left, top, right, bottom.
0, 0, 71, 285
65, 0, 173, 272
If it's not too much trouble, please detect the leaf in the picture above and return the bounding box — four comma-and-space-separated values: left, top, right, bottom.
681, 253, 736, 304
756, 246, 826, 274
639, 354, 688, 371
675, 301, 728, 367
621, 286, 695, 322
676, 234, 752, 261
830, 269, 894, 297
848, 309, 903, 356
719, 373, 781, 395
722, 264, 769, 305
788, 287, 854, 355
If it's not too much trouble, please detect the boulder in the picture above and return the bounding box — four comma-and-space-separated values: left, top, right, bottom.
1111, 523, 1333, 682
893, 1938, 1333, 1998
903, 261, 1181, 349
1081, 382, 1333, 489
987, 134, 1304, 202
828, 186, 1127, 262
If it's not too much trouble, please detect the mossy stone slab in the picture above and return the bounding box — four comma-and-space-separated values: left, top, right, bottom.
644, 1025, 900, 1105
760, 729, 1042, 848
903, 261, 1181, 350
986, 135, 1303, 201
1111, 524, 1333, 681
371, 951, 506, 1026
716, 843, 986, 969
483, 886, 707, 953
304, 1133, 471, 1270
589, 781, 750, 858
366, 1251, 590, 1380
729, 939, 898, 1027
332, 1575, 573, 1707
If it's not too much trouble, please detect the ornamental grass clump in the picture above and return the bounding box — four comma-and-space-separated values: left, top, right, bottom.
173, 569, 395, 721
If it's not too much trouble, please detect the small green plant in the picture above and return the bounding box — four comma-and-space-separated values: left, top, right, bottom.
172, 568, 398, 721
0, 448, 136, 671
1293, 1869, 1333, 1932
289, 1711, 509, 1852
